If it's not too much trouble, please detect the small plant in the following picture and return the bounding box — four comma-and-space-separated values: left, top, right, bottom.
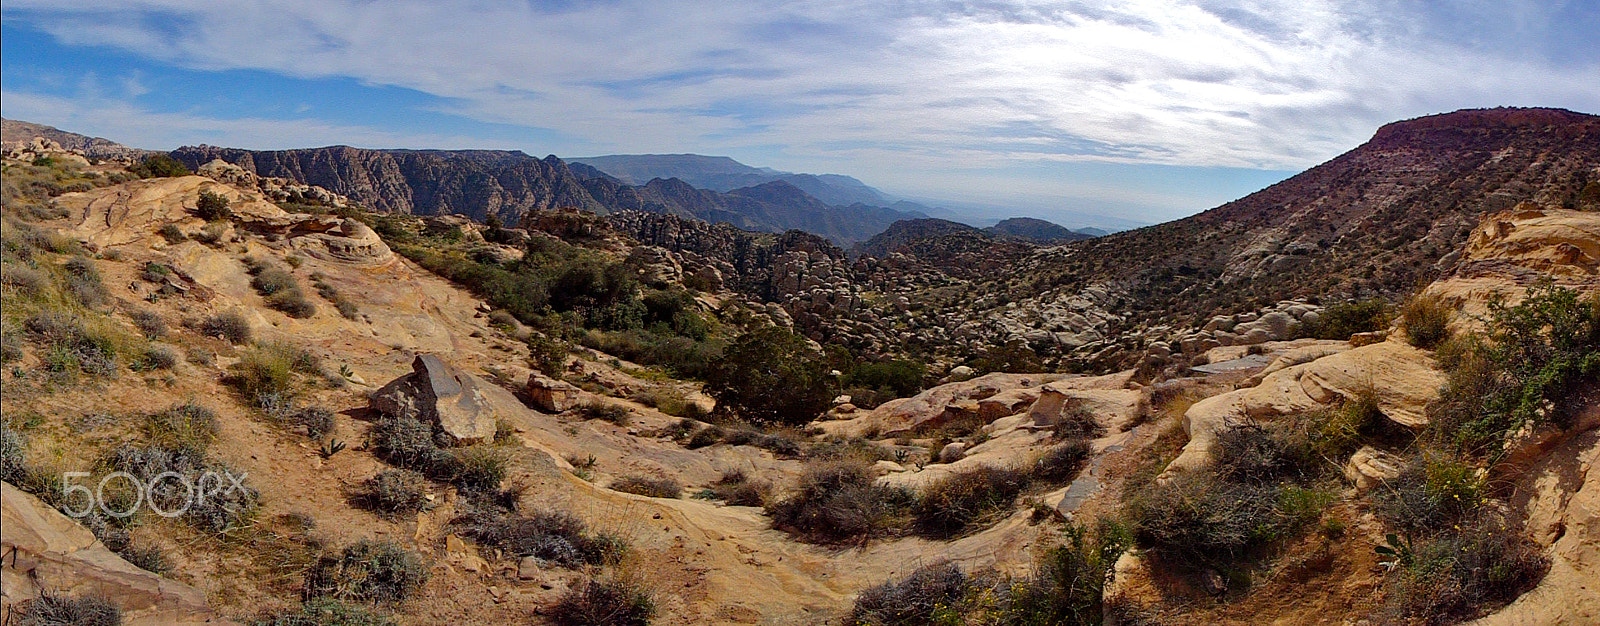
610, 475, 682, 499
354, 469, 431, 517
1375, 532, 1414, 570
254, 597, 395, 626
196, 189, 232, 221
577, 401, 631, 425
159, 223, 187, 244
13, 592, 122, 626
694, 469, 769, 506
295, 407, 337, 439
850, 561, 971, 626
1400, 293, 1452, 349
141, 402, 219, 455
913, 465, 1030, 539
767, 458, 914, 544
131, 309, 166, 339
194, 222, 227, 245
450, 446, 508, 493
303, 540, 429, 605
550, 577, 655, 626
453, 506, 625, 568
1033, 440, 1091, 482
200, 311, 253, 344
319, 439, 347, 459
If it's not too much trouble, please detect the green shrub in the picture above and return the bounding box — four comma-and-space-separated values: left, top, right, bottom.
137, 346, 178, 370
1308, 393, 1388, 461
266, 290, 317, 318
130, 154, 191, 178
195, 222, 228, 245
850, 562, 971, 626
997, 520, 1130, 625
610, 475, 681, 499
450, 446, 508, 493
577, 401, 630, 425
159, 223, 187, 244
1128, 472, 1291, 569
196, 190, 231, 221
304, 540, 429, 604
140, 402, 218, 455
841, 359, 927, 399
1374, 456, 1482, 535
913, 465, 1030, 539
1428, 285, 1599, 454
228, 343, 305, 407
550, 578, 654, 626
13, 592, 122, 626
200, 311, 253, 344
525, 333, 568, 375
967, 339, 1044, 374
768, 458, 914, 544
704, 326, 833, 426
368, 416, 450, 473
1401, 293, 1452, 349
1300, 299, 1391, 340
353, 469, 432, 518
64, 256, 109, 308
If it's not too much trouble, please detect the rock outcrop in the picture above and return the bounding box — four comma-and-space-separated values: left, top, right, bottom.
1, 483, 231, 625
527, 374, 582, 414
371, 355, 500, 444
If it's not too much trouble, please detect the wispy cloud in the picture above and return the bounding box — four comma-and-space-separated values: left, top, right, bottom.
2, 1, 1596, 221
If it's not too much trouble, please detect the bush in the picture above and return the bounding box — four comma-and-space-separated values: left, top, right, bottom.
453, 506, 624, 567
138, 346, 178, 370
130, 154, 191, 178
704, 326, 833, 425
131, 310, 166, 339
1128, 472, 1289, 569
998, 520, 1130, 625
353, 469, 431, 517
159, 223, 187, 244
368, 416, 450, 473
1300, 299, 1391, 340
304, 540, 429, 604
450, 446, 508, 493
695, 469, 768, 506
1051, 403, 1107, 440
294, 407, 336, 439
610, 475, 682, 499
1429, 285, 1599, 454
254, 598, 395, 626
850, 562, 971, 626
196, 190, 231, 221
1385, 517, 1547, 623
767, 458, 914, 544
1373, 456, 1482, 535
913, 465, 1030, 539
1211, 420, 1316, 483
13, 592, 122, 626
1401, 293, 1452, 349
141, 402, 218, 455
201, 311, 253, 344
65, 256, 110, 308
266, 290, 317, 318
577, 401, 630, 425
228, 342, 311, 407
195, 222, 228, 245
550, 578, 655, 626
1033, 440, 1091, 483
106, 444, 258, 533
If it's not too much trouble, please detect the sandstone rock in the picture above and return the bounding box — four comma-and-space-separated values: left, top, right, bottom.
938, 442, 968, 464
518, 556, 542, 580
1028, 384, 1143, 433
816, 373, 1067, 438
527, 375, 582, 414
371, 355, 499, 444
947, 365, 976, 381
1343, 445, 1405, 490
873, 460, 907, 474
1167, 341, 1443, 475
1349, 330, 1387, 347
1, 482, 231, 625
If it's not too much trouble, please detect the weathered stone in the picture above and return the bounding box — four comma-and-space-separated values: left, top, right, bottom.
527, 374, 582, 413
938, 442, 968, 464
1343, 446, 1405, 490
1, 482, 232, 625
371, 355, 498, 444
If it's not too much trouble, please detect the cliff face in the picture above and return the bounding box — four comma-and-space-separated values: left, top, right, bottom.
169, 146, 604, 223
170, 146, 917, 244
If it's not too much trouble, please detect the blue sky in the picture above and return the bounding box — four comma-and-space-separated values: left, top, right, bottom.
3, 1, 1597, 228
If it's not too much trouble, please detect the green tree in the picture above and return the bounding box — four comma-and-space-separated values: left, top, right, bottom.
196, 190, 231, 221
130, 154, 192, 178
705, 326, 833, 425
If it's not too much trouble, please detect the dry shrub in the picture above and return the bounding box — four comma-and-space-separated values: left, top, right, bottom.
200, 310, 252, 344
453, 505, 624, 568
913, 465, 1030, 539
353, 469, 431, 517
767, 458, 914, 544
303, 540, 428, 605
1385, 516, 1547, 624
850, 562, 971, 626
550, 578, 655, 626
13, 593, 121, 626
1033, 440, 1092, 483
610, 475, 682, 499
1400, 293, 1452, 349
696, 469, 769, 506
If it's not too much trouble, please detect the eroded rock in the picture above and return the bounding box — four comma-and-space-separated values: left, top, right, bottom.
371, 355, 499, 444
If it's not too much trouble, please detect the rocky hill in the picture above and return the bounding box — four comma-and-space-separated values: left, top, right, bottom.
573, 153, 891, 206
985, 216, 1095, 243
1, 118, 150, 161
170, 146, 918, 245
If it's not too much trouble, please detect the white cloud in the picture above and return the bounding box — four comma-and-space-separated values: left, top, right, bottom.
0, 90, 516, 151
3, 0, 1596, 181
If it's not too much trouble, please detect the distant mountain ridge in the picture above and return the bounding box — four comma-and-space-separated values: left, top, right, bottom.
168, 145, 920, 244
1, 118, 150, 160
573, 153, 890, 207
985, 217, 1096, 243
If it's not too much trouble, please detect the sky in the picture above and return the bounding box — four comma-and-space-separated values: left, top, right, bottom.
3, 1, 1598, 228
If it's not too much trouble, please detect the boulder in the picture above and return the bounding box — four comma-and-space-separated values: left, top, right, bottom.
1, 482, 233, 625
938, 442, 968, 464
527, 374, 582, 414
371, 355, 499, 444
1343, 446, 1405, 490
